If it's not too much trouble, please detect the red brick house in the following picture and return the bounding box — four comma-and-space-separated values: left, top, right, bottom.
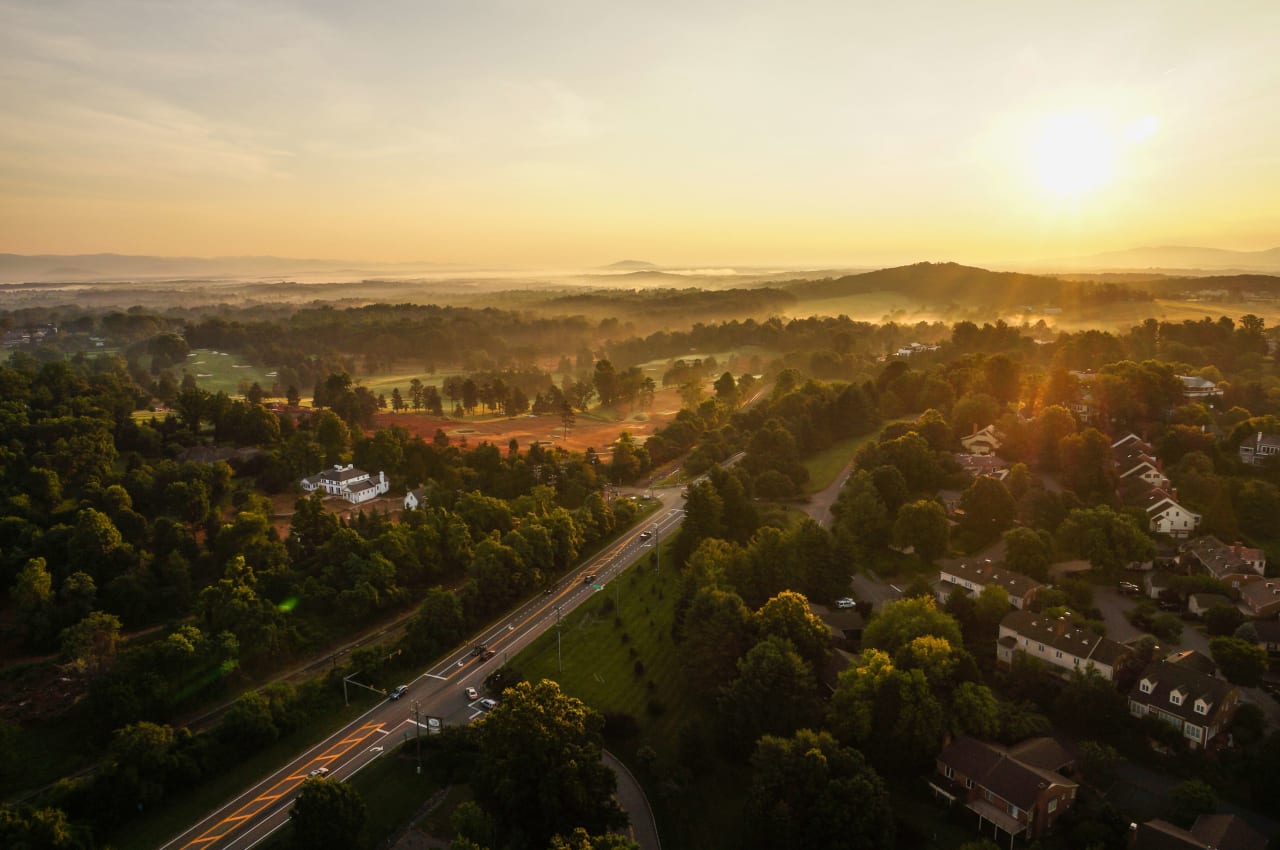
932, 736, 1078, 846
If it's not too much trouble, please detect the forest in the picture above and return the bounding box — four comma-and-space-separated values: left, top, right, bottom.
1, 275, 1280, 849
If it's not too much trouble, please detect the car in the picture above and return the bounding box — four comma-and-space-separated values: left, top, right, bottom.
307, 767, 330, 778
479, 698, 498, 711
583, 573, 597, 585
1118, 582, 1141, 595
389, 684, 408, 700
480, 648, 496, 660
465, 687, 479, 701
639, 530, 653, 539
835, 597, 856, 609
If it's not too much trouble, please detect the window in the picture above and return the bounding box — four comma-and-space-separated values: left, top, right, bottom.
1009, 804, 1020, 819
1055, 650, 1063, 659
1186, 726, 1202, 740
1194, 701, 1208, 715
1140, 680, 1152, 694
943, 765, 954, 779
1074, 657, 1081, 667
1037, 643, 1044, 652
966, 778, 974, 789
1170, 692, 1182, 706
1048, 798, 1058, 813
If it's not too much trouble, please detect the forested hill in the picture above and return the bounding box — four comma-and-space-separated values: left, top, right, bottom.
783, 261, 1151, 310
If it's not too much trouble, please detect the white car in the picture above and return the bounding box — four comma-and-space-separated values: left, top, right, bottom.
465, 687, 479, 701
835, 597, 856, 609
307, 767, 330, 778
479, 698, 498, 711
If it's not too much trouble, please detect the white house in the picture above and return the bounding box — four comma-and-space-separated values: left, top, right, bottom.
403, 487, 428, 511
1177, 375, 1223, 399
1142, 490, 1202, 539
938, 560, 1044, 610
1238, 432, 1280, 467
960, 425, 1002, 456
997, 611, 1130, 681
301, 464, 389, 504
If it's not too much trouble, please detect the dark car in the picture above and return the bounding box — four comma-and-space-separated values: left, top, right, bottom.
389, 684, 408, 700
583, 573, 597, 585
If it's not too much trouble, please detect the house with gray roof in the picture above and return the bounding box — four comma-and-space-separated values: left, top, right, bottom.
1128, 655, 1240, 750
1133, 814, 1268, 850
1238, 431, 1280, 467
939, 560, 1045, 610
301, 464, 389, 505
1181, 535, 1266, 579
997, 610, 1131, 681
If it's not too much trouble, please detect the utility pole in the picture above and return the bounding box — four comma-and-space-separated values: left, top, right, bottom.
555, 605, 563, 674
413, 700, 422, 775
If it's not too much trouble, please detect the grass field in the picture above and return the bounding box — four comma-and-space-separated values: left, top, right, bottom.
510, 541, 749, 850
348, 745, 440, 848
178, 348, 279, 396
801, 430, 882, 494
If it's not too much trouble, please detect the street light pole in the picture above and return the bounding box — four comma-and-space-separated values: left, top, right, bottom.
556, 605, 562, 674
413, 700, 422, 775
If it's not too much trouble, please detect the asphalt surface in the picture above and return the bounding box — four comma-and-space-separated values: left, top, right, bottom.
160, 490, 685, 850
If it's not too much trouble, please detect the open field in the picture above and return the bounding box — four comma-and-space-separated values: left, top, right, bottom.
371, 389, 684, 457
801, 430, 882, 494
180, 348, 279, 396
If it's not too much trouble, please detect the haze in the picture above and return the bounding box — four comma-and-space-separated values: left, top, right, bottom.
2, 0, 1278, 267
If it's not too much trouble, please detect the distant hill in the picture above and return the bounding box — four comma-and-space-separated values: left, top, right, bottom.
601, 260, 659, 270
785, 262, 1068, 309
1050, 245, 1280, 273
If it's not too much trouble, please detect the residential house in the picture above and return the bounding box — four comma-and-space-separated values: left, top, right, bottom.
961, 425, 1003, 456
1112, 438, 1170, 489
1235, 576, 1280, 619
1177, 375, 1224, 400
1128, 656, 1240, 750
1133, 814, 1268, 850
1163, 650, 1217, 677
1239, 431, 1280, 467
403, 487, 427, 511
932, 736, 1078, 844
997, 611, 1130, 681
939, 560, 1045, 610
1181, 535, 1267, 579
1122, 481, 1201, 539
300, 464, 390, 505
953, 453, 1010, 480
1144, 570, 1173, 601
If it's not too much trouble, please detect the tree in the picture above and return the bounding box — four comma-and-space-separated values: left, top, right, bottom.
891, 499, 950, 563
718, 637, 820, 747
1204, 604, 1245, 637
471, 680, 625, 849
754, 591, 830, 669
1168, 779, 1216, 828
1077, 740, 1121, 787
290, 776, 366, 849
1002, 527, 1054, 581
0, 803, 85, 848
746, 728, 894, 850
1210, 636, 1269, 687
1056, 506, 1155, 574
404, 587, 466, 661
60, 611, 122, 676
680, 586, 753, 695
957, 476, 1016, 547
1058, 428, 1117, 501
951, 681, 1000, 738
560, 401, 576, 442
549, 828, 640, 850
862, 597, 962, 655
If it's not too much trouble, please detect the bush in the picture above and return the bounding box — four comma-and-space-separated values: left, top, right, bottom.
602, 712, 641, 742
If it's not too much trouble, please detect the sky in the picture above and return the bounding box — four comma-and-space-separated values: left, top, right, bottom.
2, 0, 1278, 268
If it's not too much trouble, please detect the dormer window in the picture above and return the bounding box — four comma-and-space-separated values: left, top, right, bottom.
1194, 700, 1208, 715
1140, 679, 1153, 694
1170, 691, 1182, 706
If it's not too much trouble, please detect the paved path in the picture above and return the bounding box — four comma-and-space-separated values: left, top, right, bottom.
604, 750, 661, 850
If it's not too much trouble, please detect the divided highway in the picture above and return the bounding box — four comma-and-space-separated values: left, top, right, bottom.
161, 489, 686, 850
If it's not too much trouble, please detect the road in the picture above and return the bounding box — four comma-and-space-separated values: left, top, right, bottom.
161, 490, 686, 850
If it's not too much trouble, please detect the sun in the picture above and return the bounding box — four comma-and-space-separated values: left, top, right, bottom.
1032, 112, 1117, 198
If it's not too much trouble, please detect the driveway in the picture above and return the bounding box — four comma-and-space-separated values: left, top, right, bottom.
603, 750, 661, 850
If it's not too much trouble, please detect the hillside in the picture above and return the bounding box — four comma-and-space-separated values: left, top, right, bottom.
784, 262, 1070, 310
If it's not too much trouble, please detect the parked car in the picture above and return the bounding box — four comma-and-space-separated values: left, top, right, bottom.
479, 698, 498, 711
389, 684, 408, 700
1118, 582, 1141, 595
465, 687, 479, 701
835, 597, 856, 609
308, 767, 330, 778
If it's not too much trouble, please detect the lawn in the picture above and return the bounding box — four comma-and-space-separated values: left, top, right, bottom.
347, 744, 440, 848
509, 539, 747, 850
178, 348, 278, 396
801, 429, 882, 494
